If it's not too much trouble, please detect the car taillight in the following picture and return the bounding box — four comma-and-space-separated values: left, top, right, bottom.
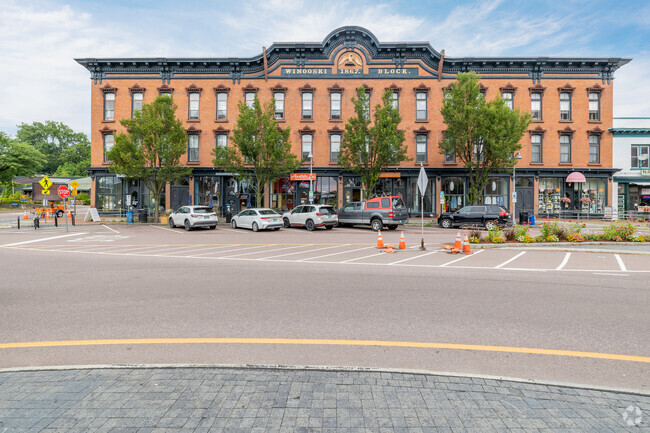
190, 214, 198, 218
388, 211, 394, 217
261, 216, 272, 219
316, 212, 323, 216
499, 212, 508, 216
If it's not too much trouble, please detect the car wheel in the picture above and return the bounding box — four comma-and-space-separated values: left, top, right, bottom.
252, 222, 259, 232
168, 218, 174, 228
56, 210, 64, 218
305, 219, 315, 231
231, 219, 237, 229
184, 220, 191, 231
484, 220, 496, 230
283, 217, 291, 228
440, 218, 452, 229
209, 225, 216, 230
325, 225, 334, 230
370, 218, 383, 232
273, 227, 281, 231
387, 225, 397, 230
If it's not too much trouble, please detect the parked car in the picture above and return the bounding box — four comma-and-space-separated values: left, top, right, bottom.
168, 206, 218, 231
231, 208, 283, 232
437, 205, 512, 229
282, 204, 338, 230
337, 196, 408, 231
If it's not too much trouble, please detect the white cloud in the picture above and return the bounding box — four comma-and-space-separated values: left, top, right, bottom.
613, 55, 650, 117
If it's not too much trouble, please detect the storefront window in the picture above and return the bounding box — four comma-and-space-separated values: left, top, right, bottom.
407, 177, 434, 215
484, 177, 507, 207
196, 176, 221, 213
538, 178, 561, 215
140, 184, 164, 215
582, 178, 606, 214
96, 176, 122, 212
313, 176, 338, 207
442, 177, 465, 212
272, 177, 295, 211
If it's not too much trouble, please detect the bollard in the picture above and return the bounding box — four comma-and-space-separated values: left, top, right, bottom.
71, 214, 75, 226
34, 216, 40, 230
54, 214, 58, 227
17, 216, 20, 230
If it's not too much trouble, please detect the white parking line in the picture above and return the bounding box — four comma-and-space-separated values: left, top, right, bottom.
150, 225, 182, 233
102, 225, 119, 233
494, 251, 526, 269
298, 246, 375, 261
594, 272, 629, 277
105, 245, 171, 255
439, 249, 484, 266
185, 245, 239, 257
1, 232, 87, 247
614, 254, 628, 272
341, 251, 383, 263
221, 244, 305, 258
388, 250, 438, 265
555, 253, 571, 270
154, 245, 210, 256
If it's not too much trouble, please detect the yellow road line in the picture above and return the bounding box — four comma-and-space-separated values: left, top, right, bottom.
0, 338, 647, 363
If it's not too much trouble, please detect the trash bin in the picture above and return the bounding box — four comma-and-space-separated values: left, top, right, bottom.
226, 212, 232, 224
528, 214, 536, 226
126, 211, 134, 224
138, 209, 148, 223
519, 211, 529, 225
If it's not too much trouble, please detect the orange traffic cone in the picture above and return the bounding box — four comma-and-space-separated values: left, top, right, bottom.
398, 231, 406, 250
454, 231, 462, 249
67, 210, 72, 217
45, 209, 51, 220
376, 230, 385, 248
463, 233, 472, 254
23, 210, 29, 219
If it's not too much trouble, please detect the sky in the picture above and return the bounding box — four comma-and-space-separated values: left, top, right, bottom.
1, 0, 649, 137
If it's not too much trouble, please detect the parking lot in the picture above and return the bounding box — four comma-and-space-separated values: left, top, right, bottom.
2, 222, 649, 276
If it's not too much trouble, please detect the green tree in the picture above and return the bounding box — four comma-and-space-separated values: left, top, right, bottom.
338, 87, 408, 199
213, 96, 300, 207
16, 121, 90, 175
439, 72, 531, 205
107, 95, 191, 223
0, 132, 47, 187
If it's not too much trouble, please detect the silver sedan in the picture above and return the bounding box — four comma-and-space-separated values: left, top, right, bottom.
230, 208, 283, 232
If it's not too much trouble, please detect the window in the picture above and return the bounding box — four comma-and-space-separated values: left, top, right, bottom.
631, 145, 650, 169
189, 93, 199, 119
473, 140, 484, 163
188, 135, 199, 162
302, 92, 313, 120
103, 133, 114, 162
216, 134, 227, 148
531, 134, 542, 163
560, 135, 571, 163
104, 92, 115, 121
330, 92, 341, 119
416, 134, 427, 163
217, 93, 228, 120
274, 92, 284, 120
131, 92, 143, 117
589, 92, 600, 121
444, 150, 456, 163
330, 134, 340, 163
589, 135, 600, 163
531, 93, 542, 120
502, 92, 513, 110
245, 92, 255, 109
560, 92, 571, 121
391, 92, 399, 111
416, 92, 427, 120
301, 134, 312, 160
362, 92, 370, 120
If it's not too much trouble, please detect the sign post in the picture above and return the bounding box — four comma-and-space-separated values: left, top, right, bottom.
58, 185, 70, 232
70, 180, 79, 221
417, 164, 428, 250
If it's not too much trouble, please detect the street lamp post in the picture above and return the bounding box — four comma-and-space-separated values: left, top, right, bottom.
512, 152, 522, 223
308, 152, 313, 204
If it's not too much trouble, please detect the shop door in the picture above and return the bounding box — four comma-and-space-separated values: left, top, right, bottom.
515, 188, 533, 215
171, 186, 189, 211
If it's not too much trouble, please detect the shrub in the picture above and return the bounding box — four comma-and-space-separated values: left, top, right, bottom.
514, 225, 529, 239
603, 222, 636, 241
503, 227, 515, 241
545, 235, 559, 242
535, 235, 545, 243
469, 229, 482, 241
491, 236, 505, 244
487, 225, 504, 242
523, 235, 536, 243
566, 233, 584, 242
567, 222, 586, 235
469, 236, 480, 244
584, 233, 603, 241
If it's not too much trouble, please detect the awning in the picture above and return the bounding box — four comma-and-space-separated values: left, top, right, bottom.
566, 171, 586, 183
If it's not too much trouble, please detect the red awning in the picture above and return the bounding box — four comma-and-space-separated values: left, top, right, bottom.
566, 171, 586, 183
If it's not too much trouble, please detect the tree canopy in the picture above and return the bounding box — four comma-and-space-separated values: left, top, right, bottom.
439, 72, 531, 205
212, 95, 300, 207
0, 132, 46, 185
338, 87, 408, 199
107, 95, 191, 222
16, 121, 90, 176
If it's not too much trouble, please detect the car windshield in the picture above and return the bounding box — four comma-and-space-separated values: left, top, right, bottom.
319, 207, 335, 215
193, 207, 213, 214
259, 210, 277, 216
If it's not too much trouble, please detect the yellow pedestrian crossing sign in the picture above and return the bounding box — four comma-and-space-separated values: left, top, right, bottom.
39, 176, 52, 190
70, 180, 79, 189
71, 188, 78, 196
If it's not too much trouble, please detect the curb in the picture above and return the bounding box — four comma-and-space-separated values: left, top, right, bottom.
1, 363, 648, 397
467, 241, 650, 255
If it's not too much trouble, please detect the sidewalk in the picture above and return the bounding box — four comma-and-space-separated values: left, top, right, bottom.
0, 366, 647, 432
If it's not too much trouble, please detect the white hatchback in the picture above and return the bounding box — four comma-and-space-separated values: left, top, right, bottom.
282, 204, 338, 231
231, 208, 283, 232
168, 206, 218, 231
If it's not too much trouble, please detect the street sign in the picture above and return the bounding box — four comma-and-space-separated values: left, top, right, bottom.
71, 188, 78, 196
417, 164, 428, 195
39, 176, 52, 190
58, 185, 70, 199
42, 189, 50, 195
70, 180, 79, 189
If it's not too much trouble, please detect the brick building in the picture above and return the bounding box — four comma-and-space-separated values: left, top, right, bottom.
76, 26, 630, 218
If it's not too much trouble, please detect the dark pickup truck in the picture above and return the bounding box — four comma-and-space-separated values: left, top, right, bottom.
337, 196, 409, 231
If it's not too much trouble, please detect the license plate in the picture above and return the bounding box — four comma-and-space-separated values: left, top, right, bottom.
273, 218, 278, 222
204, 216, 209, 219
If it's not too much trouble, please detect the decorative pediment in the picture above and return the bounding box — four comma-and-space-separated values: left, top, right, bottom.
213, 84, 230, 93
588, 126, 604, 135
157, 84, 175, 94
213, 126, 230, 134
557, 126, 575, 137
299, 125, 315, 134
101, 83, 117, 93
587, 83, 604, 93
528, 84, 546, 94
186, 83, 202, 94
478, 83, 488, 92
186, 125, 201, 134
386, 83, 401, 93
242, 83, 259, 93
557, 83, 575, 93
328, 83, 344, 93
413, 83, 430, 93
499, 83, 517, 93
270, 83, 287, 92
129, 83, 145, 94
99, 126, 115, 134
299, 83, 316, 92
327, 125, 343, 134
414, 126, 430, 135
528, 125, 546, 135
360, 83, 373, 93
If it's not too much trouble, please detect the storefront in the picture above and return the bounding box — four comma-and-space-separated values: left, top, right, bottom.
94, 174, 163, 215
537, 174, 608, 218
441, 177, 466, 212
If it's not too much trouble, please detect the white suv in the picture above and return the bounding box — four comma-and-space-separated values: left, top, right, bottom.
282, 204, 338, 231
168, 206, 218, 231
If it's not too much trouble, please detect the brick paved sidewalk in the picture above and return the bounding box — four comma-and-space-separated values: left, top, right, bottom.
0, 366, 647, 432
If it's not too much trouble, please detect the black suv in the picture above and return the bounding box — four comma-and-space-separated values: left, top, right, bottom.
437, 205, 512, 229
